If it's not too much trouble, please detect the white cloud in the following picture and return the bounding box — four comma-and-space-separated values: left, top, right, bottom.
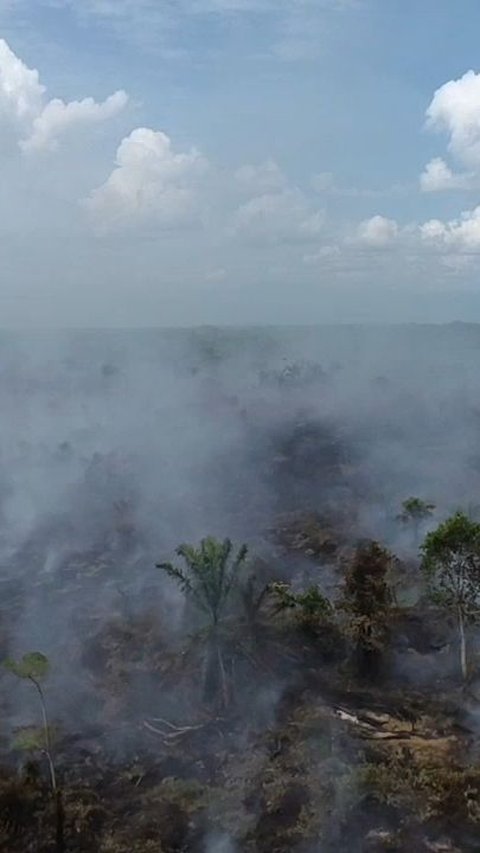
0, 38, 128, 152
0, 38, 45, 122
420, 157, 469, 192
421, 70, 480, 191
426, 70, 480, 167
357, 215, 399, 247
21, 90, 128, 152
231, 187, 324, 244
420, 206, 480, 251
419, 218, 449, 243
84, 127, 208, 231
352, 207, 480, 265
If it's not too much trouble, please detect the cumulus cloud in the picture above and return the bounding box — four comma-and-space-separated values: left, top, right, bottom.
0, 38, 45, 122
353, 207, 480, 264
420, 207, 480, 251
21, 91, 128, 153
426, 70, 480, 167
0, 38, 128, 152
420, 70, 480, 191
357, 215, 399, 247
420, 157, 469, 192
231, 188, 324, 245
84, 127, 208, 231
85, 144, 325, 241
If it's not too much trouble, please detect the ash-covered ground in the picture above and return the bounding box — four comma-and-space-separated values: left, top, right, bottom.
1, 324, 480, 852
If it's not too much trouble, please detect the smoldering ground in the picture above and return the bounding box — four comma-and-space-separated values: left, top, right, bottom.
1, 324, 480, 851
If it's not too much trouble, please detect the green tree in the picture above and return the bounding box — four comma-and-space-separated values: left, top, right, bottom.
398, 497, 435, 544
4, 652, 64, 851
421, 512, 480, 680
271, 582, 332, 623
157, 536, 248, 706
270, 582, 341, 660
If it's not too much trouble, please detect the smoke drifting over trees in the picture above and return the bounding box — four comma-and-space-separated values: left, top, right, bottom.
2, 324, 480, 850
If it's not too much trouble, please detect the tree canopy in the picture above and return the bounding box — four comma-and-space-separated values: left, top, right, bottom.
421, 512, 480, 679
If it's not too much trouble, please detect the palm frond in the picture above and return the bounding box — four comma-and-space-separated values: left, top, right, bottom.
157, 536, 249, 627
156, 561, 193, 595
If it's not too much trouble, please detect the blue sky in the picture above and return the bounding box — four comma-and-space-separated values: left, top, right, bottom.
1, 0, 480, 325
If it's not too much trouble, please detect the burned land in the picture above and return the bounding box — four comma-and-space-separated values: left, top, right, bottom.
1, 325, 480, 852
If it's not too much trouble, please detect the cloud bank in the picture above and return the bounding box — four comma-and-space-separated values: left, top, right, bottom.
1, 29, 480, 326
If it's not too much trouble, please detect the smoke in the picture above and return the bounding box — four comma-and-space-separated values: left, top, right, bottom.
2, 324, 480, 848
205, 833, 237, 853
0, 325, 479, 650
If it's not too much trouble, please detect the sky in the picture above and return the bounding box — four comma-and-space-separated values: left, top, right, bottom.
2, 0, 480, 325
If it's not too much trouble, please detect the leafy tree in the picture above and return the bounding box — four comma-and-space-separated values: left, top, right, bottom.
4, 653, 65, 851
398, 497, 435, 544
270, 582, 341, 661
271, 582, 333, 622
421, 512, 480, 680
340, 541, 394, 678
157, 537, 248, 706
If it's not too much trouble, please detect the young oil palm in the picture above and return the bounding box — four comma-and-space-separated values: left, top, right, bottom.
157, 536, 248, 627
157, 536, 248, 706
